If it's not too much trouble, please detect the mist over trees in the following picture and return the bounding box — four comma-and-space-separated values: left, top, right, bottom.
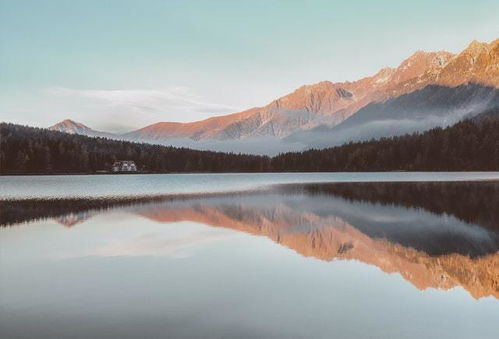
271, 114, 499, 172
1, 113, 498, 174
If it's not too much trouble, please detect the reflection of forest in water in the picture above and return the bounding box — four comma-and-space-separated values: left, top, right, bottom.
285, 181, 499, 232
3, 181, 499, 232
1, 181, 498, 298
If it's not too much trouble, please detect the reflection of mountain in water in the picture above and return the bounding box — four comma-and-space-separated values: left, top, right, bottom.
54, 211, 94, 227
134, 193, 498, 299
1, 181, 498, 298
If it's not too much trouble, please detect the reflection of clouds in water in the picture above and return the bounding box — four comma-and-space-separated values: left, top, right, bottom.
56, 229, 238, 259
92, 230, 236, 258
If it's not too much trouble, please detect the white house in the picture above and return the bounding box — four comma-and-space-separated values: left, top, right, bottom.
112, 161, 137, 172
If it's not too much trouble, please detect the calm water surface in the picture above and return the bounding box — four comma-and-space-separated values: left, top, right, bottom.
2, 172, 499, 199
1, 174, 498, 338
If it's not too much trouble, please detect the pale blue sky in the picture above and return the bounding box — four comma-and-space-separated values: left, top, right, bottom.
1, 0, 498, 131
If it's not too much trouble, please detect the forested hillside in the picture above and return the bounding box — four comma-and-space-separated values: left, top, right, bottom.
1, 112, 498, 174
0, 124, 267, 174
271, 111, 499, 172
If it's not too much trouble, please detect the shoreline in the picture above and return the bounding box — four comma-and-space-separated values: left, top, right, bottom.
2, 172, 499, 202
2, 169, 499, 177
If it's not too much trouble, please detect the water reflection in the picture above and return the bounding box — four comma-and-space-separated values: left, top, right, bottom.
2, 181, 498, 299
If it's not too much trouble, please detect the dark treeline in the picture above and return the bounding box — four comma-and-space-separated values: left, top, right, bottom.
0, 194, 195, 227
0, 190, 263, 227
0, 198, 147, 227
271, 111, 499, 172
286, 181, 499, 232
1, 113, 499, 174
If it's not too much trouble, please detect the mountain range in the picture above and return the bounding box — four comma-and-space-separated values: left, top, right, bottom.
50, 38, 499, 154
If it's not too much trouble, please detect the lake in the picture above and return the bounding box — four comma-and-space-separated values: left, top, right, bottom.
3, 171, 499, 199
1, 173, 498, 338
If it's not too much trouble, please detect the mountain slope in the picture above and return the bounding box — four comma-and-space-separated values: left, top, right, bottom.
286, 83, 499, 148
126, 39, 497, 143
124, 50, 456, 142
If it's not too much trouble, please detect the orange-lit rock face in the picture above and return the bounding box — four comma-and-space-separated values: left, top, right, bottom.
387, 39, 499, 97
133, 193, 499, 299
435, 39, 499, 87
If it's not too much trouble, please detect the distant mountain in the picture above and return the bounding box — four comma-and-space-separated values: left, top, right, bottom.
49, 119, 116, 138
50, 119, 94, 134
50, 38, 498, 153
